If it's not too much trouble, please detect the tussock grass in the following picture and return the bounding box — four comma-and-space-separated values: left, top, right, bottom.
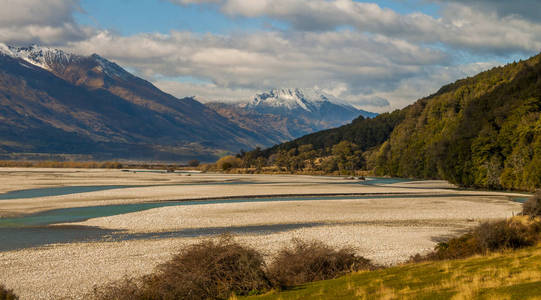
244, 214, 541, 300
243, 245, 541, 300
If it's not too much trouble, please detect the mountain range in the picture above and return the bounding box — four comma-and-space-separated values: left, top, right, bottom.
208, 88, 376, 143
0, 45, 262, 160
0, 44, 374, 161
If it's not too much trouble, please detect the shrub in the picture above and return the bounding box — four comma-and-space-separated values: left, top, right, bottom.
267, 239, 374, 288
523, 189, 541, 217
94, 235, 270, 300
221, 162, 233, 171
0, 285, 18, 300
216, 156, 242, 171
187, 159, 200, 167
411, 217, 541, 262
92, 277, 143, 300
474, 218, 540, 251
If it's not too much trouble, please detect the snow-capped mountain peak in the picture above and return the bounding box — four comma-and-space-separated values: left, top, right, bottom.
247, 88, 356, 113
0, 43, 130, 80
250, 88, 310, 111
0, 43, 79, 71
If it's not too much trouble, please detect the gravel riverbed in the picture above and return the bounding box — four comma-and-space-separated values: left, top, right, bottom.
0, 169, 525, 299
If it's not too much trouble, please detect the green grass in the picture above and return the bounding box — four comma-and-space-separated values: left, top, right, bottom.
242, 245, 541, 300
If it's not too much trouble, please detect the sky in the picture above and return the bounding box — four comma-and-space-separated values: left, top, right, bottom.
1, 0, 541, 112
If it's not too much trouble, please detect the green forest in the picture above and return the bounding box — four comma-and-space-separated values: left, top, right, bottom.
230, 53, 541, 191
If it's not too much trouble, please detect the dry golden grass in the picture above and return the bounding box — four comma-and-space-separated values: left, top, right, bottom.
245, 244, 541, 300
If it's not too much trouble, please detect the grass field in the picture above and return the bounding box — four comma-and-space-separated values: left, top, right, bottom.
243, 245, 541, 300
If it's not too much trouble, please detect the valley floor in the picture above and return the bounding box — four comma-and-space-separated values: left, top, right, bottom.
0, 168, 528, 299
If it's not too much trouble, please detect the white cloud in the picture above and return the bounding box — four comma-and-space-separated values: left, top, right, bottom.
433, 0, 541, 22
168, 0, 222, 5
0, 0, 80, 26
194, 0, 541, 54
154, 81, 257, 103
64, 29, 452, 111
1, 0, 539, 112
0, 0, 92, 45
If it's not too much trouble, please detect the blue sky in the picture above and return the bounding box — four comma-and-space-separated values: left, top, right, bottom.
75, 0, 266, 35
74, 0, 441, 35
2, 0, 540, 111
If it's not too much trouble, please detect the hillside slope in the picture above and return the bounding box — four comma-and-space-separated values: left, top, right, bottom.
0, 45, 269, 161
246, 53, 541, 191
261, 109, 404, 156
244, 244, 541, 299
375, 54, 541, 191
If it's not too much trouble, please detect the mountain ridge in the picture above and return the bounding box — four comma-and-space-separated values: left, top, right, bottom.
0, 44, 275, 161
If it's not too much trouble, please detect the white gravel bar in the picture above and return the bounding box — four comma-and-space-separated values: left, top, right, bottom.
0, 168, 526, 299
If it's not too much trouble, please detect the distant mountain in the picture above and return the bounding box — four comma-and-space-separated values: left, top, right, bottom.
247, 88, 376, 118
207, 88, 376, 145
0, 44, 272, 161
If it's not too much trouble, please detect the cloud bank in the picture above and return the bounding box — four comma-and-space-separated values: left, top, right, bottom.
1, 0, 540, 111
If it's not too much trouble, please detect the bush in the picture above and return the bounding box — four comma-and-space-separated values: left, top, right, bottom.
94, 235, 270, 300
267, 239, 374, 288
474, 218, 540, 251
187, 159, 200, 167
92, 277, 143, 300
411, 217, 541, 262
523, 189, 541, 217
216, 155, 242, 171
0, 285, 18, 300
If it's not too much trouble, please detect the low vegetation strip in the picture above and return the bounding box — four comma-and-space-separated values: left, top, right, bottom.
243, 245, 541, 300
91, 236, 375, 300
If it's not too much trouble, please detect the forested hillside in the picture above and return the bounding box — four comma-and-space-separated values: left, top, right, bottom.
375, 54, 541, 191
236, 53, 541, 191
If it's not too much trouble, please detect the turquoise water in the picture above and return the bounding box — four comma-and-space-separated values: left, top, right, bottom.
0, 181, 260, 202
1, 193, 491, 228
0, 195, 392, 227
0, 191, 516, 252
0, 180, 268, 201
358, 177, 415, 185
0, 185, 145, 200
510, 197, 530, 203
0, 177, 525, 251
0, 177, 406, 201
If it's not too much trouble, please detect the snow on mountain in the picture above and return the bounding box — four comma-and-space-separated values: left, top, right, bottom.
208, 88, 378, 145
0, 44, 130, 80
245, 88, 376, 118
0, 43, 79, 71
249, 88, 315, 112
